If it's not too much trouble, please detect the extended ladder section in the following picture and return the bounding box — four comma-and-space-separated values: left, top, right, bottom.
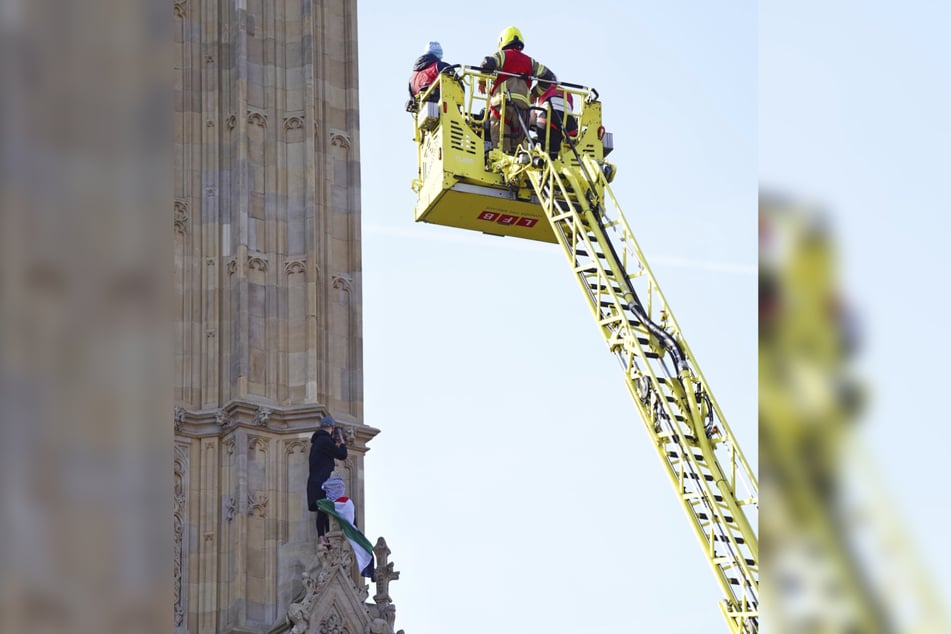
526, 151, 759, 633
410, 68, 759, 633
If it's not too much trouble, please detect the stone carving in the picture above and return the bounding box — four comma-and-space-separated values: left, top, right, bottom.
173, 446, 188, 626
284, 115, 305, 131
223, 494, 236, 522
284, 534, 401, 634
227, 258, 238, 275
284, 259, 307, 276
320, 612, 345, 634
215, 408, 232, 427
206, 257, 216, 268
226, 114, 236, 130
372, 538, 399, 606
173, 1, 185, 19
247, 110, 268, 128
248, 255, 269, 273
331, 274, 352, 294
248, 492, 269, 518
317, 533, 354, 587
174, 407, 186, 432
252, 407, 273, 427
174, 201, 188, 234
287, 572, 319, 634
329, 130, 351, 149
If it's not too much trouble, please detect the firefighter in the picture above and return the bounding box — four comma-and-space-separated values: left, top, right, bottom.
478, 26, 555, 153
406, 41, 452, 111
530, 81, 578, 159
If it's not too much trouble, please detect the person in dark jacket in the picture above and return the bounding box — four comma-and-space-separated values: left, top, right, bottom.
307, 415, 348, 548
407, 41, 452, 110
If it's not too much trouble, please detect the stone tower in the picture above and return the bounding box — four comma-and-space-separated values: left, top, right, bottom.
173, 1, 395, 632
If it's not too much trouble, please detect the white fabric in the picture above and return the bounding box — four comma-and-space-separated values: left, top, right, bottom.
333, 498, 372, 572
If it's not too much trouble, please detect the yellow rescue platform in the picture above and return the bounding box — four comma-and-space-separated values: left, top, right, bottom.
410, 66, 611, 243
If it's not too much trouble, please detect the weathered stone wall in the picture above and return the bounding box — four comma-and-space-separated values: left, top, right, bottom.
172, 0, 369, 631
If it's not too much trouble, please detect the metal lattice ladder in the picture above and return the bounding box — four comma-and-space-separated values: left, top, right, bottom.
522, 149, 760, 633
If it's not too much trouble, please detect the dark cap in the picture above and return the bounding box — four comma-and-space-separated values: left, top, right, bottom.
319, 415, 335, 428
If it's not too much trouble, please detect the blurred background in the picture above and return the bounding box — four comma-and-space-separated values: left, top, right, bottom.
760, 2, 951, 631
1, 0, 172, 632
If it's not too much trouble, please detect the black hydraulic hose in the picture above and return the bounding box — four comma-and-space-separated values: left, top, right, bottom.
558, 112, 690, 373
629, 301, 689, 373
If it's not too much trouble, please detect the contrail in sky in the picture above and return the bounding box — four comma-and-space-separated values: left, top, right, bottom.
364, 223, 755, 276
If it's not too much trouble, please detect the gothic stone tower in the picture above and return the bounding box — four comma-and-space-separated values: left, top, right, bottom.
172, 1, 381, 631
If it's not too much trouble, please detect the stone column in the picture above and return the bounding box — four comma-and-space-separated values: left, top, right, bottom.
172, 0, 370, 631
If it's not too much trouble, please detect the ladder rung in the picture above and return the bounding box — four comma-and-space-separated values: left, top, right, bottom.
587, 282, 624, 293
575, 248, 605, 259
713, 534, 745, 545
658, 432, 699, 445
696, 512, 736, 524
667, 450, 705, 462
683, 472, 715, 482
580, 267, 615, 277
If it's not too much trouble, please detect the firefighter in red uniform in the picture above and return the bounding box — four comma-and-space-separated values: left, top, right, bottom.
479, 26, 555, 153
406, 41, 452, 111
530, 81, 578, 159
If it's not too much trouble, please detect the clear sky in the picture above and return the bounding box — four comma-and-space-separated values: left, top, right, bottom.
357, 3, 756, 632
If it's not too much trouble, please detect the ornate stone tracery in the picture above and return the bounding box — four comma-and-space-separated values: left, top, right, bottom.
247, 110, 268, 128
247, 492, 269, 518
285, 259, 307, 276
173, 445, 188, 626
329, 129, 352, 149
174, 201, 188, 234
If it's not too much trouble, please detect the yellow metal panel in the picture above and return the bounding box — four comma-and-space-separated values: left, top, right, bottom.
415, 185, 556, 243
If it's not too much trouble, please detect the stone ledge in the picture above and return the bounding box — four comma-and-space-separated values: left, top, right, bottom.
173, 400, 380, 446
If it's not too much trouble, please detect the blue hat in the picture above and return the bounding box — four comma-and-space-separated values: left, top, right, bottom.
425, 41, 443, 60
319, 415, 335, 428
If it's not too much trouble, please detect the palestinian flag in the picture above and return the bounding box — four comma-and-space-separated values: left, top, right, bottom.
316, 497, 375, 578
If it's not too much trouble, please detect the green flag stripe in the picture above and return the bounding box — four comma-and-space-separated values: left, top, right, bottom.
315, 499, 375, 555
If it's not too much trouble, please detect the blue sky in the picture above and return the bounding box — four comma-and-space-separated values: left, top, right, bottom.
357, 3, 755, 632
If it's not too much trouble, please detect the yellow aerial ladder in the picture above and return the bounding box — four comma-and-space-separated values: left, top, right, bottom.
409, 67, 759, 632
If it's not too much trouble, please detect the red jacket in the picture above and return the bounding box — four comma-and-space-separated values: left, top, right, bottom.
408, 54, 450, 102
